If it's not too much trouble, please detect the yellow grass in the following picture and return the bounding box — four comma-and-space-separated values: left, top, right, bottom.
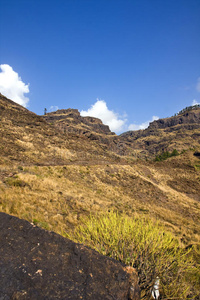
0, 162, 199, 245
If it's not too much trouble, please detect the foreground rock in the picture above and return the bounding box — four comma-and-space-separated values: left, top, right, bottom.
0, 213, 140, 300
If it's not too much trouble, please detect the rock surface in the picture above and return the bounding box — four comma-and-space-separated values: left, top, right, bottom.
0, 212, 140, 300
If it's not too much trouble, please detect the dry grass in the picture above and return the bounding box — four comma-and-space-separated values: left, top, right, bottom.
0, 156, 199, 246
0, 157, 200, 299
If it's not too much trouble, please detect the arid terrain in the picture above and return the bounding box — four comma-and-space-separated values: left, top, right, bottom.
0, 93, 200, 298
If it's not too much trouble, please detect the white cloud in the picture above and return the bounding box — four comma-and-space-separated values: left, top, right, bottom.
50, 105, 59, 112
192, 99, 200, 106
128, 116, 159, 131
0, 64, 29, 107
80, 99, 127, 133
196, 77, 200, 92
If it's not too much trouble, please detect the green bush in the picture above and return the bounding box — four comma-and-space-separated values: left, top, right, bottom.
170, 149, 179, 157
68, 211, 198, 299
155, 149, 179, 161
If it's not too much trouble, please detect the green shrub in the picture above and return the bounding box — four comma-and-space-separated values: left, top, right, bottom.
68, 211, 198, 299
155, 149, 179, 161
170, 149, 179, 157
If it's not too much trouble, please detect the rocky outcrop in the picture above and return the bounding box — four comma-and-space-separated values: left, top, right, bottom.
43, 109, 114, 135
0, 212, 140, 300
43, 109, 131, 156
149, 109, 200, 130
121, 108, 200, 140
120, 107, 200, 156
0, 94, 124, 164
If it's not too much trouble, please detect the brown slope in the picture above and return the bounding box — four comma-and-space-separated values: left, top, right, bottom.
43, 106, 200, 160
43, 109, 130, 156
43, 108, 114, 135
0, 150, 199, 247
0, 95, 200, 298
120, 107, 200, 158
0, 94, 122, 165
0, 93, 200, 245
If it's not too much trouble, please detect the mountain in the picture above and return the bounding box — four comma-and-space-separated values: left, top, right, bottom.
120, 106, 200, 158
43, 108, 130, 156
1, 93, 200, 164
43, 103, 200, 159
1, 93, 200, 233
0, 93, 122, 165
43, 108, 114, 135
0, 94, 200, 298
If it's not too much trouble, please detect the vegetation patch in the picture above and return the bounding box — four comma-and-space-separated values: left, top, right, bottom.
5, 177, 29, 188
155, 149, 179, 161
33, 218, 50, 230
178, 104, 200, 115
68, 211, 199, 299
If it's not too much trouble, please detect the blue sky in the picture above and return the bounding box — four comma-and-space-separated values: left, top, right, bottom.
0, 0, 200, 133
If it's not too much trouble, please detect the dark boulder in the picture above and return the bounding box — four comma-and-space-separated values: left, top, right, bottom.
0, 212, 140, 300
194, 151, 200, 158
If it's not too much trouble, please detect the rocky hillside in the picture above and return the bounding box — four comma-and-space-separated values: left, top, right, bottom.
43, 103, 200, 159
0, 93, 199, 246
1, 93, 200, 162
120, 106, 200, 157
43, 108, 114, 135
0, 94, 122, 165
150, 108, 200, 129
43, 109, 130, 156
0, 94, 200, 298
